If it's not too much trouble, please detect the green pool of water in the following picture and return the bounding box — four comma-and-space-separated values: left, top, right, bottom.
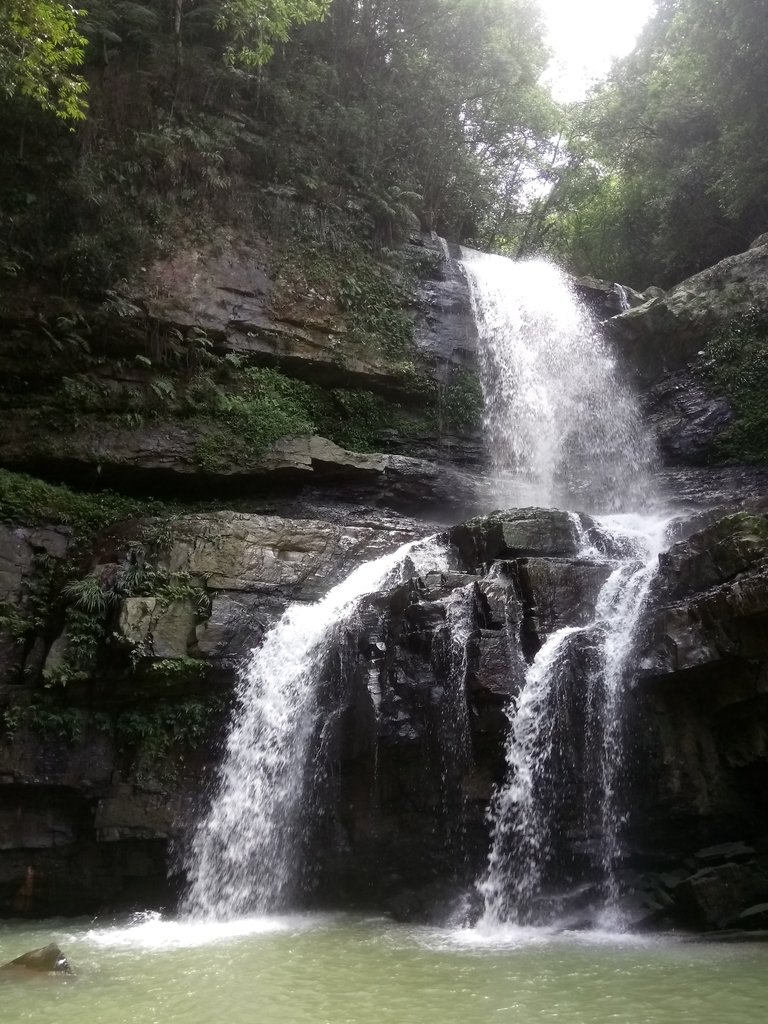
1, 914, 766, 1024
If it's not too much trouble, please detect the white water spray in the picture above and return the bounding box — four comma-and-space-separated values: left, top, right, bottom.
461, 251, 655, 512
184, 536, 446, 920
479, 515, 670, 927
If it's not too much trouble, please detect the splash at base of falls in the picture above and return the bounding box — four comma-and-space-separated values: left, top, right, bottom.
183, 537, 447, 921
479, 514, 671, 929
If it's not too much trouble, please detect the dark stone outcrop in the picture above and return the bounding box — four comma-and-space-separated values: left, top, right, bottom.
1, 943, 71, 974
0, 231, 483, 515
605, 236, 768, 386
449, 508, 589, 568
644, 368, 734, 464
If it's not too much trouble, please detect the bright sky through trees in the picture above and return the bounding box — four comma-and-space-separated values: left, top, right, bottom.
537, 0, 656, 100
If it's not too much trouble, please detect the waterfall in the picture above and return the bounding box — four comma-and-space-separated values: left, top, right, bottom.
614, 282, 632, 312
184, 537, 446, 920
460, 251, 668, 928
461, 251, 655, 512
588, 515, 670, 922
478, 515, 670, 927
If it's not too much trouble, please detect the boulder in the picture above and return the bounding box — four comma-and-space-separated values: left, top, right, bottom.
673, 861, 768, 929
1, 943, 70, 973
573, 276, 646, 320
450, 508, 588, 569
521, 558, 613, 633
606, 236, 768, 385
658, 512, 768, 597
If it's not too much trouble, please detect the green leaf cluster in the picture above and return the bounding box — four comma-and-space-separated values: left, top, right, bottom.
0, 0, 88, 121
0, 468, 169, 537
218, 0, 331, 67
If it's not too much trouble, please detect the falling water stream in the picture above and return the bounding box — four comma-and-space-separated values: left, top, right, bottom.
461, 250, 655, 512
184, 537, 447, 919
461, 252, 670, 928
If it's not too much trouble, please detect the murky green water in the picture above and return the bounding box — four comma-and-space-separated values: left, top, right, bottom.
1, 914, 766, 1024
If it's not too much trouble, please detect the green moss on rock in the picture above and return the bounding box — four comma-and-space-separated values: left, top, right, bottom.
705, 312, 768, 463
0, 469, 169, 535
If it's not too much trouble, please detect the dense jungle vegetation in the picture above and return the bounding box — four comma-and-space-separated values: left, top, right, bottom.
2, 0, 767, 294
0, 0, 556, 294
541, 0, 768, 287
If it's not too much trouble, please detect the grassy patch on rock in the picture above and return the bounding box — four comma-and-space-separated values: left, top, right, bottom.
0, 469, 170, 535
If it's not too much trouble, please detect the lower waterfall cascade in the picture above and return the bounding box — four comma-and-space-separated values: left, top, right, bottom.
183, 537, 447, 920
478, 513, 672, 928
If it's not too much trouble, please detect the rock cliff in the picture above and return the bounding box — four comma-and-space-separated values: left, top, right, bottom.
1, 228, 768, 930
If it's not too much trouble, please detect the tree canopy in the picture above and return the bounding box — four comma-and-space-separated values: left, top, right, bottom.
3, 0, 768, 293
539, 0, 768, 287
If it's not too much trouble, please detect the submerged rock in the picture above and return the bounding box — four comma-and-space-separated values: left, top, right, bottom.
1, 943, 71, 974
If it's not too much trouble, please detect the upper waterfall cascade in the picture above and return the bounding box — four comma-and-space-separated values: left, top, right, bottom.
461, 250, 656, 512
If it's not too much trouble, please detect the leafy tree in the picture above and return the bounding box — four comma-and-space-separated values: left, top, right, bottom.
0, 0, 88, 121
218, 0, 332, 66
541, 0, 768, 287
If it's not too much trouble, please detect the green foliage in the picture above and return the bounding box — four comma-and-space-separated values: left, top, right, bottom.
42, 607, 106, 688
1, 702, 85, 743
0, 0, 557, 293
218, 0, 331, 67
275, 239, 416, 358
149, 657, 207, 682
114, 698, 219, 759
0, 468, 169, 536
705, 312, 768, 463
1, 697, 219, 751
0, 600, 28, 642
0, 0, 88, 121
193, 366, 316, 470
439, 369, 485, 435
542, 0, 768, 285
61, 573, 114, 615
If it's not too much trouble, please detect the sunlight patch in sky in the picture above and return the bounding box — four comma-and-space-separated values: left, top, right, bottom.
537, 0, 656, 101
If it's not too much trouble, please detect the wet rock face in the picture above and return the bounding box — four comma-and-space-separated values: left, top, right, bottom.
623, 511, 768, 929
1, 504, 768, 931
643, 368, 734, 464
0, 231, 484, 517
449, 508, 590, 567
0, 505, 428, 917
606, 237, 768, 387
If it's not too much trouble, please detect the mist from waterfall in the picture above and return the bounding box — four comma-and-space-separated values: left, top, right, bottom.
183, 537, 446, 920
461, 251, 655, 513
